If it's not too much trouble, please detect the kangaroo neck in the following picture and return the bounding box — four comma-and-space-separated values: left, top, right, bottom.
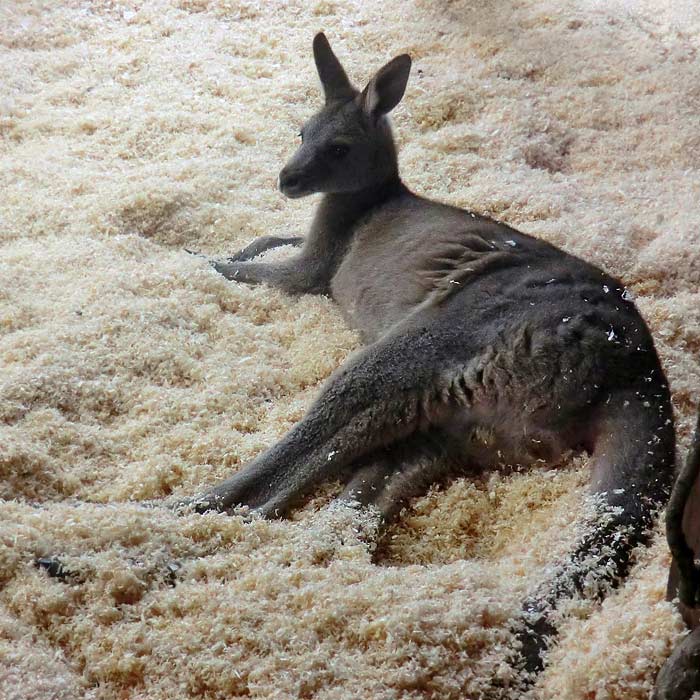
298, 174, 405, 292
312, 174, 406, 239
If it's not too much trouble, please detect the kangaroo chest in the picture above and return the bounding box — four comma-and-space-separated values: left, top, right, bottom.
330, 197, 527, 342
331, 225, 427, 341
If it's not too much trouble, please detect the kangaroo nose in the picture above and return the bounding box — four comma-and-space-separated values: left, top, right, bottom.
279, 167, 308, 198
284, 174, 300, 189
279, 168, 299, 191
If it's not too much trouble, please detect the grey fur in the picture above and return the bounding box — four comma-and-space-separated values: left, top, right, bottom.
191, 33, 676, 683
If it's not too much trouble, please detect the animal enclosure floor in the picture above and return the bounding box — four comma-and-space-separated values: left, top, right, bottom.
1, 0, 699, 698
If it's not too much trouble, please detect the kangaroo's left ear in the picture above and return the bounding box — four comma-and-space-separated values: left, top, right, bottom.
360, 54, 412, 120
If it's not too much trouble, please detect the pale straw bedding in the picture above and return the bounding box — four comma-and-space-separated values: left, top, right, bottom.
1, 0, 699, 698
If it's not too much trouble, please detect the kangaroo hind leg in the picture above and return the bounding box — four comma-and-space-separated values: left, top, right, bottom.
188, 327, 474, 519
339, 429, 460, 525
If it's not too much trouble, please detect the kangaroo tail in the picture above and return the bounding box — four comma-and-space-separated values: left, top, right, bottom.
510, 388, 676, 684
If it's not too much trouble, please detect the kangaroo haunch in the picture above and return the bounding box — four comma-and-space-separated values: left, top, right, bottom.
185, 33, 676, 682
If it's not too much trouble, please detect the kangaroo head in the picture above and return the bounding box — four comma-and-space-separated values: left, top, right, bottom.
279, 33, 411, 198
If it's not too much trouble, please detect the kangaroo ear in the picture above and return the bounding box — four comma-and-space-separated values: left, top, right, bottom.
361, 54, 412, 119
313, 32, 355, 103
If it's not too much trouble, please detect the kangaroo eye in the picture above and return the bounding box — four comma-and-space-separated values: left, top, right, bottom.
328, 144, 350, 160
297, 131, 304, 142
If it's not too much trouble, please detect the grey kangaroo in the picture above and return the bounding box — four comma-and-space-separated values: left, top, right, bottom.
187, 33, 675, 682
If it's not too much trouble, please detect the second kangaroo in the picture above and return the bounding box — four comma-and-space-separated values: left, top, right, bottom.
186, 34, 676, 680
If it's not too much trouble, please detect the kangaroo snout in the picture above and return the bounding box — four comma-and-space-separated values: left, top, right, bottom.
278, 166, 309, 198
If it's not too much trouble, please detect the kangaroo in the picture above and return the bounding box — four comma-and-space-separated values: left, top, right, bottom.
186, 33, 676, 682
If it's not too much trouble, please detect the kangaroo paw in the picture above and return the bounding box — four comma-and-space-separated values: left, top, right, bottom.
183, 248, 209, 259
211, 260, 246, 281
169, 494, 225, 515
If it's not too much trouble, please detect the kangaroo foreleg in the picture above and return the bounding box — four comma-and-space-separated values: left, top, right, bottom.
212, 254, 328, 295
227, 235, 304, 263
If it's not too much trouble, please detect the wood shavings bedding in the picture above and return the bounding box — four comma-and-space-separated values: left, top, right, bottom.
1, 0, 698, 697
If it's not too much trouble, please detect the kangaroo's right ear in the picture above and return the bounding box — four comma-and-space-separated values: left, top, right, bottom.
360, 54, 412, 120
313, 32, 355, 103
